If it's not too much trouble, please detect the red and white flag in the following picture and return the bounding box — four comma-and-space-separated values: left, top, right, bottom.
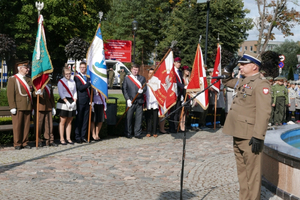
148, 50, 177, 116
186, 44, 209, 110
211, 44, 221, 93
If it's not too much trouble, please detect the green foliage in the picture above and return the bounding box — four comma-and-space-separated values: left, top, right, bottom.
0, 89, 8, 106
273, 40, 300, 75
288, 66, 294, 80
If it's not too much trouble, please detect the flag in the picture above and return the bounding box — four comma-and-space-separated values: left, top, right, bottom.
86, 24, 108, 99
31, 15, 53, 90
186, 44, 209, 110
211, 44, 221, 92
147, 50, 177, 116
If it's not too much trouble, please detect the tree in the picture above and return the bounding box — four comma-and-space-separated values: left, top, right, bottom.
0, 34, 16, 61
255, 0, 300, 54
65, 37, 90, 61
273, 39, 300, 75
287, 65, 294, 80
261, 50, 281, 78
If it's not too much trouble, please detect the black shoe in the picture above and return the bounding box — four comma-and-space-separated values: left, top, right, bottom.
75, 139, 82, 144
125, 135, 132, 139
67, 140, 74, 145
169, 129, 177, 133
82, 139, 88, 143
135, 136, 143, 139
159, 130, 168, 134
60, 141, 67, 145
49, 143, 58, 147
23, 145, 31, 149
38, 142, 43, 147
15, 146, 21, 150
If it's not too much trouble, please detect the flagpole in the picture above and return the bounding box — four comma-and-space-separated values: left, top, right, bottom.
178, 93, 188, 132
214, 92, 217, 129
115, 48, 173, 127
35, 94, 39, 149
87, 89, 94, 143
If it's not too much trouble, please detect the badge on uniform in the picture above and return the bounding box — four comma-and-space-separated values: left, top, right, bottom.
243, 84, 252, 89
263, 88, 269, 95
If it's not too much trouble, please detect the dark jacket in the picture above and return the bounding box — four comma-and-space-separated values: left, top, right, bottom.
122, 75, 147, 104
74, 73, 91, 105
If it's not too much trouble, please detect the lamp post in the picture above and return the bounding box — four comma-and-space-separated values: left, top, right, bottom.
132, 19, 138, 64
197, 0, 210, 65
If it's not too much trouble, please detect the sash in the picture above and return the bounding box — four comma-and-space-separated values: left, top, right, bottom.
175, 69, 182, 84
128, 75, 142, 89
44, 85, 51, 98
59, 79, 74, 100
14, 74, 32, 102
97, 91, 107, 119
75, 74, 90, 98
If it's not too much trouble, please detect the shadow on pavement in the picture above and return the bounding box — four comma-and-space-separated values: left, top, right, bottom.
0, 141, 93, 174
157, 189, 197, 200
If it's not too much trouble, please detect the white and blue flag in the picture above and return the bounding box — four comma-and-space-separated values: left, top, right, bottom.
86, 24, 108, 99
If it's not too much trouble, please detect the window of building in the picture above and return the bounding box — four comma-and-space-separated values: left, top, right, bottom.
245, 46, 247, 51
239, 46, 242, 52
250, 46, 253, 52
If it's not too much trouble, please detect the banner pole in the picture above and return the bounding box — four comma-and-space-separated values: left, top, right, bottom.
214, 92, 217, 129
177, 93, 188, 132
36, 95, 40, 149
87, 89, 94, 143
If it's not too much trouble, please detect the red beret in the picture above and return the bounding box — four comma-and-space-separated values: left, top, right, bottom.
182, 65, 189, 71
174, 57, 181, 62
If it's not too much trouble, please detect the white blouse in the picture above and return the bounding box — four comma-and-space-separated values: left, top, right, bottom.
58, 77, 77, 99
146, 84, 158, 110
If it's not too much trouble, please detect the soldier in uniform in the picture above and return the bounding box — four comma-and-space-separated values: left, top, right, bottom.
108, 67, 115, 89
287, 81, 297, 122
7, 61, 34, 150
222, 54, 271, 200
266, 77, 274, 125
272, 76, 288, 125
295, 80, 300, 122
118, 67, 126, 88
33, 82, 58, 147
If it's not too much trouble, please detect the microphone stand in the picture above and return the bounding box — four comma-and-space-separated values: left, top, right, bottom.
160, 79, 220, 200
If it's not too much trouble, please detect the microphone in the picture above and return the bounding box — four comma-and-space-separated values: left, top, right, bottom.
207, 75, 227, 79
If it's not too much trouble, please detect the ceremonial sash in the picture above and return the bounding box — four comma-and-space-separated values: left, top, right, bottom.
59, 79, 74, 100
75, 74, 90, 98
14, 74, 32, 102
44, 85, 51, 98
175, 69, 182, 84
128, 75, 142, 89
98, 91, 107, 119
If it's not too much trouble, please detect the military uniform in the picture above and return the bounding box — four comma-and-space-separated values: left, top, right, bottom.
33, 84, 56, 146
223, 54, 271, 200
272, 83, 288, 125
7, 74, 33, 148
118, 70, 126, 88
108, 69, 115, 88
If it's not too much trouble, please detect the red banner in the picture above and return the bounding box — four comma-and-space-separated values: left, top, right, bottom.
104, 40, 132, 63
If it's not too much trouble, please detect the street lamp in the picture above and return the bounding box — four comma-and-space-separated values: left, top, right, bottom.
132, 19, 138, 64
197, 0, 210, 65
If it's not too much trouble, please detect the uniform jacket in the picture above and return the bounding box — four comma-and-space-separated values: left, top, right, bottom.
272, 84, 288, 105
108, 70, 115, 79
119, 71, 126, 80
7, 75, 33, 111
175, 68, 185, 99
222, 72, 272, 140
74, 73, 90, 105
33, 85, 55, 111
122, 75, 146, 104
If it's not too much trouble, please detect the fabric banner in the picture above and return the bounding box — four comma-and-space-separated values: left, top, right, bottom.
186, 44, 209, 110
147, 50, 177, 116
86, 24, 108, 99
31, 15, 53, 90
211, 44, 222, 93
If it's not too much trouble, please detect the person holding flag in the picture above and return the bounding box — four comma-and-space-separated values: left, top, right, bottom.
7, 61, 34, 150
74, 61, 91, 143
122, 64, 147, 139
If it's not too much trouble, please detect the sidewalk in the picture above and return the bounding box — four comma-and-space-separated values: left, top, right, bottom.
0, 129, 282, 199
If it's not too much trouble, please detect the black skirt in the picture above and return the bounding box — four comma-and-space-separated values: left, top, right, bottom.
92, 104, 105, 123
56, 97, 76, 117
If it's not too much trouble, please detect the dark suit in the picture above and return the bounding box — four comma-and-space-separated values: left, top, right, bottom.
169, 68, 185, 132
122, 75, 146, 137
74, 73, 90, 141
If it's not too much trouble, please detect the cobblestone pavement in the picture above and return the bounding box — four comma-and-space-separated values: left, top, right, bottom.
0, 129, 282, 200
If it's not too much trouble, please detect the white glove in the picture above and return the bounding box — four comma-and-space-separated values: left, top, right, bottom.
66, 101, 72, 109
138, 88, 143, 94
35, 89, 42, 95
52, 108, 56, 116
184, 85, 187, 89
127, 99, 132, 107
32, 109, 35, 115
71, 102, 76, 109
10, 108, 17, 115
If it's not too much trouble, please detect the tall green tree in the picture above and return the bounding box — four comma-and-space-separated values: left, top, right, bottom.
287, 65, 294, 80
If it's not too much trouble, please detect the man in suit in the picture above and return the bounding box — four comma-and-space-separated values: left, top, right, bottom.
169, 57, 185, 133
222, 54, 272, 200
7, 61, 33, 150
33, 82, 58, 147
122, 64, 146, 139
74, 61, 90, 143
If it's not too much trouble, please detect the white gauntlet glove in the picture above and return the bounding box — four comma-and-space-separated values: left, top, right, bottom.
66, 101, 72, 109
10, 108, 17, 115
71, 102, 76, 109
127, 100, 132, 107
138, 88, 143, 94
35, 89, 42, 95
52, 108, 56, 116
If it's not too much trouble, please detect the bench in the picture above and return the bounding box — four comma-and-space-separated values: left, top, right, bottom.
0, 106, 58, 132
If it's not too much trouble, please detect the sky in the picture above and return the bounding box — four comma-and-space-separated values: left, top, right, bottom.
243, 0, 300, 42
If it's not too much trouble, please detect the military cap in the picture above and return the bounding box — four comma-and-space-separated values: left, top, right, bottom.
274, 76, 287, 81
182, 65, 190, 71
174, 57, 181, 62
265, 76, 273, 81
16, 60, 30, 67
238, 54, 261, 67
